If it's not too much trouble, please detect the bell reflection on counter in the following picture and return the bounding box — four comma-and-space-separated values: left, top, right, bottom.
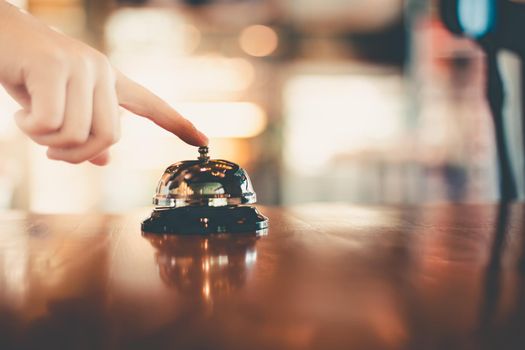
142, 146, 269, 235
143, 234, 258, 298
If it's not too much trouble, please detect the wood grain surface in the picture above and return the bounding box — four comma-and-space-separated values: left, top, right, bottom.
0, 203, 524, 349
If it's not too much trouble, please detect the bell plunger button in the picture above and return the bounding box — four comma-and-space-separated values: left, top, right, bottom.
198, 146, 210, 162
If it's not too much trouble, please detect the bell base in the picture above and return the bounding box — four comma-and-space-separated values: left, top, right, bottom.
141, 206, 269, 236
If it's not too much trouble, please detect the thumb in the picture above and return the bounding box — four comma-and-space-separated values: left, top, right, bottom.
115, 70, 208, 147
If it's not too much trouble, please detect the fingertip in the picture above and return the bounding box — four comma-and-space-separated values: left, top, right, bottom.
180, 133, 208, 147
193, 130, 209, 147
180, 123, 208, 147
46, 148, 58, 160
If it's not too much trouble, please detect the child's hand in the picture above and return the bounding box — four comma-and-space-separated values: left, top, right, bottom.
0, 1, 208, 166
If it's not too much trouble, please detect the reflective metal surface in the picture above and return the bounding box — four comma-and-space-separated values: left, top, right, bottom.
1, 204, 525, 349
153, 147, 256, 208
142, 206, 269, 235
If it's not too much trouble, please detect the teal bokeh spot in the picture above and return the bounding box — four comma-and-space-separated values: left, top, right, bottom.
458, 0, 495, 38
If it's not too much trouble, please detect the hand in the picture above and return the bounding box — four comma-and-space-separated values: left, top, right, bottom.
0, 1, 208, 166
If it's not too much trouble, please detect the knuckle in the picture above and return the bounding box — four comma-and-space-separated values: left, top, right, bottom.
30, 117, 61, 134
93, 54, 114, 78
80, 50, 103, 67
69, 48, 106, 74
98, 130, 118, 147
93, 52, 110, 67
71, 50, 98, 74
73, 52, 93, 72
70, 46, 98, 70
42, 49, 69, 70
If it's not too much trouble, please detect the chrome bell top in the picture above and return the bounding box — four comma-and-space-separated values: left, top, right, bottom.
153, 146, 257, 208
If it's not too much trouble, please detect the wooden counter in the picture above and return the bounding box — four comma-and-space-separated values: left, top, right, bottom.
0, 204, 524, 349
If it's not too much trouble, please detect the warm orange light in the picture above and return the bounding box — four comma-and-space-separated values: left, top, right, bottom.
106, 8, 200, 56
177, 102, 267, 138
239, 25, 278, 57
203, 281, 210, 298
8, 1, 27, 9
283, 74, 403, 175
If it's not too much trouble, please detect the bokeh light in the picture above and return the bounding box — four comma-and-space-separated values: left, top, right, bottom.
178, 102, 267, 139
239, 25, 278, 57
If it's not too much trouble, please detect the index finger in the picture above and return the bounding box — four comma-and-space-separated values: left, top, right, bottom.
115, 71, 208, 147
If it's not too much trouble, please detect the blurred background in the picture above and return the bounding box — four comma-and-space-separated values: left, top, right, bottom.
0, 0, 523, 212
